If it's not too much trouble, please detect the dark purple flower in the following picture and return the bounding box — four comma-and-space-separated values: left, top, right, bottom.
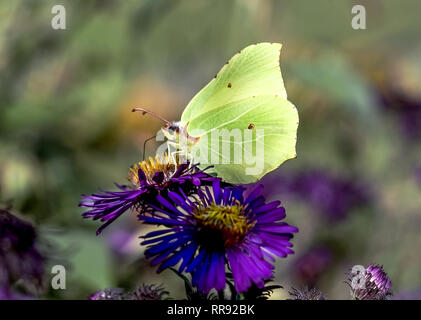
0, 286, 11, 300
379, 88, 421, 140
292, 245, 334, 285
349, 264, 392, 300
0, 286, 32, 300
0, 209, 45, 296
80, 155, 217, 234
140, 180, 298, 294
278, 170, 370, 222
106, 229, 137, 257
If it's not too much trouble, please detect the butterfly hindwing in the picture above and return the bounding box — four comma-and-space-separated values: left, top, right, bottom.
187, 95, 298, 184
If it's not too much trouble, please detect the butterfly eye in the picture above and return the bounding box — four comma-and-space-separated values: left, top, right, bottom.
169, 124, 180, 132
227, 82, 232, 88
248, 123, 255, 130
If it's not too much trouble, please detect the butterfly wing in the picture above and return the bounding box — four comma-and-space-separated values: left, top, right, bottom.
187, 95, 298, 184
181, 43, 287, 123
181, 42, 298, 184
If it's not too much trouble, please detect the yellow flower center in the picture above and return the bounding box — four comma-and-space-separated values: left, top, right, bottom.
128, 154, 175, 187
193, 202, 254, 247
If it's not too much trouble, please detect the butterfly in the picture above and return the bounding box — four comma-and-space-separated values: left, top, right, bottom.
133, 42, 299, 184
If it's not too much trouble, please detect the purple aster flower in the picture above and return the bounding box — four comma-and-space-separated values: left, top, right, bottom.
349, 264, 392, 300
79, 155, 217, 234
139, 180, 298, 294
0, 209, 45, 297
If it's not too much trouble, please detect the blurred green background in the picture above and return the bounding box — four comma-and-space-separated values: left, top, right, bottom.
1, 0, 421, 299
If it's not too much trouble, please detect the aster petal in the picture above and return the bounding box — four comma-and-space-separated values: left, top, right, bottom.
167, 192, 194, 213
231, 186, 245, 202
227, 250, 252, 292
192, 254, 209, 292
138, 168, 147, 186
141, 230, 189, 245
140, 216, 185, 226
205, 253, 218, 293
145, 234, 192, 256
80, 188, 144, 234
140, 229, 173, 239
223, 187, 231, 205
205, 251, 225, 292
177, 188, 197, 208
172, 163, 189, 178
245, 185, 264, 205
178, 242, 199, 272
202, 186, 213, 205
212, 180, 222, 204
252, 201, 281, 215
254, 224, 299, 234
144, 203, 184, 220
157, 242, 196, 272
255, 207, 286, 223
149, 248, 179, 267
186, 248, 207, 273
215, 253, 226, 290
248, 196, 266, 210
156, 194, 183, 215
227, 241, 278, 293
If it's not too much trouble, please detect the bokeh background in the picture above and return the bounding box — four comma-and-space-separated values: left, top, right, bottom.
1, 0, 421, 299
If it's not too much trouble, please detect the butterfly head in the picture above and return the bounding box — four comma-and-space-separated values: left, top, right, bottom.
132, 107, 199, 146
162, 121, 199, 145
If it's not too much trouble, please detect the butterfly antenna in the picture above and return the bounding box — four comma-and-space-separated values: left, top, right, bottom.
142, 135, 157, 161
132, 107, 172, 127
